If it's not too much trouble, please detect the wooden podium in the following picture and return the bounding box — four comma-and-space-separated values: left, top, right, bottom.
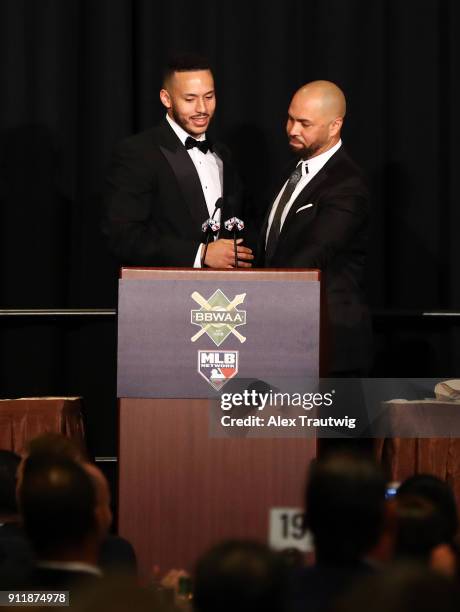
118, 268, 320, 578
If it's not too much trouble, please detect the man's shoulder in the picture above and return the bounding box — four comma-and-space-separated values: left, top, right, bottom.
114, 120, 176, 155
117, 124, 164, 149
322, 146, 368, 195
24, 566, 101, 590
0, 523, 26, 539
327, 147, 366, 179
288, 562, 375, 612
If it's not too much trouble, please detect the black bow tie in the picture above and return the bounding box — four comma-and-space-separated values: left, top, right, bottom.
185, 136, 211, 154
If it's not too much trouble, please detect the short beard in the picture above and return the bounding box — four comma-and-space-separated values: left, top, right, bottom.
299, 143, 322, 160
170, 108, 209, 137
170, 108, 189, 134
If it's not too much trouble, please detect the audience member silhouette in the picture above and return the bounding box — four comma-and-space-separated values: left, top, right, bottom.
194, 540, 287, 612
334, 563, 460, 612
289, 451, 386, 612
18, 433, 137, 575
395, 475, 459, 576
396, 475, 458, 543
19, 454, 105, 589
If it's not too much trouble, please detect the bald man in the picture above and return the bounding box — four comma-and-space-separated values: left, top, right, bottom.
259, 81, 372, 375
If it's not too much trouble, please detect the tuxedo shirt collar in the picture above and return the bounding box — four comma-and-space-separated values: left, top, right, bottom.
302, 139, 342, 178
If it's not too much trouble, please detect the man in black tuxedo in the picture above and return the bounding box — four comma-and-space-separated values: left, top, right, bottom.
258, 81, 371, 375
103, 54, 253, 269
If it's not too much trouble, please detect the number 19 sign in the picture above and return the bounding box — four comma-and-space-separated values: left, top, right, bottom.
268, 508, 313, 553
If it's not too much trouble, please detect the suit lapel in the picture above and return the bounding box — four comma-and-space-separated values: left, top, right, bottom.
260, 160, 298, 239
260, 148, 345, 262
281, 147, 345, 229
282, 167, 329, 227
157, 120, 209, 226
212, 142, 227, 188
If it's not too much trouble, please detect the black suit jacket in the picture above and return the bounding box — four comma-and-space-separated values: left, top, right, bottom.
257, 147, 372, 373
23, 566, 101, 590
288, 561, 374, 612
0, 524, 136, 588
0, 524, 34, 589
102, 119, 243, 266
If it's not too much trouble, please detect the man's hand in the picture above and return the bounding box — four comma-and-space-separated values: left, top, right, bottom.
203, 239, 254, 268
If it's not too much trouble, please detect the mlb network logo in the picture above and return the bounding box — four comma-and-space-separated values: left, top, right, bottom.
198, 351, 238, 391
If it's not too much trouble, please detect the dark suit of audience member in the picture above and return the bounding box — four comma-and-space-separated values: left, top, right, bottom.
0, 525, 35, 589
334, 565, 460, 612
288, 452, 386, 612
99, 536, 137, 574
0, 450, 34, 587
12, 433, 138, 579
1, 525, 136, 588
23, 566, 101, 591
194, 540, 287, 612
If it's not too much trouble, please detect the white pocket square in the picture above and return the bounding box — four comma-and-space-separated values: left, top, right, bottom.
296, 203, 314, 213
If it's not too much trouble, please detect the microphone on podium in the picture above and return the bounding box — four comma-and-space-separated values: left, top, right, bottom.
201, 197, 223, 267
224, 217, 245, 268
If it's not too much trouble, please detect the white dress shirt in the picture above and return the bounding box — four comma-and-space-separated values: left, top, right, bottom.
37, 560, 102, 576
266, 140, 342, 244
166, 114, 223, 266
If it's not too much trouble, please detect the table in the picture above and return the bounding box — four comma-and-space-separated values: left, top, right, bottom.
375, 400, 460, 508
0, 397, 86, 455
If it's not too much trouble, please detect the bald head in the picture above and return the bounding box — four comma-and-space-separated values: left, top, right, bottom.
287, 80, 346, 159
19, 455, 97, 558
294, 81, 346, 121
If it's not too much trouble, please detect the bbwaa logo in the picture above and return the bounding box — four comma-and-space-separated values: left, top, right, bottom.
198, 351, 239, 391
191, 290, 246, 346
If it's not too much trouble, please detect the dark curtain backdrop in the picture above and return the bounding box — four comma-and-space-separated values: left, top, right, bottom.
0, 0, 459, 454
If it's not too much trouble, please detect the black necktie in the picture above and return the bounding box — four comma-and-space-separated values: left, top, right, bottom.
185, 136, 211, 154
265, 163, 306, 264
